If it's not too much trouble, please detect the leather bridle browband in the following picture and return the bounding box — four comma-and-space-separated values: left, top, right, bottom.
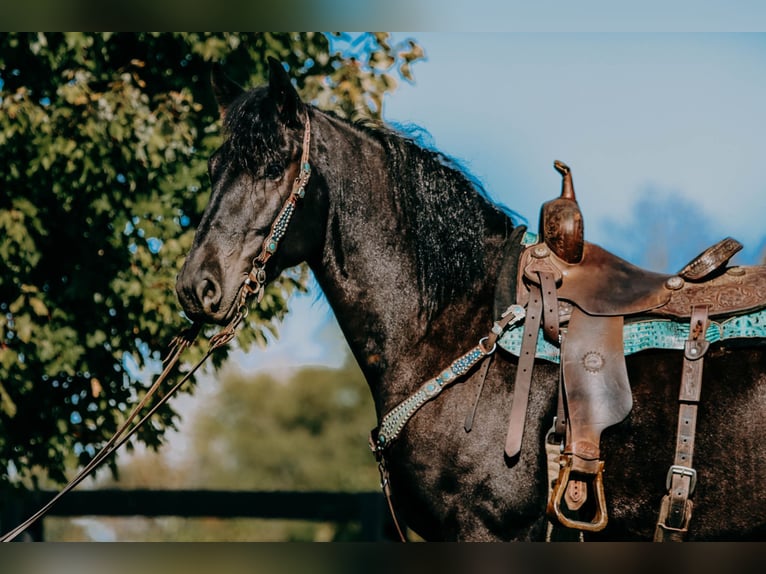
0, 113, 313, 542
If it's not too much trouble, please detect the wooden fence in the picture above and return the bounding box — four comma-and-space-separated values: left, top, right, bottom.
0, 490, 398, 541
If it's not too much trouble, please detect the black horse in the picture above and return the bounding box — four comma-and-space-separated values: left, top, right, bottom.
176, 60, 766, 541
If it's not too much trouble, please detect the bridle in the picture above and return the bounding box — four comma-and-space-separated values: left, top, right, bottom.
0, 113, 313, 542
0, 108, 524, 543
204, 112, 313, 349
232, 114, 313, 319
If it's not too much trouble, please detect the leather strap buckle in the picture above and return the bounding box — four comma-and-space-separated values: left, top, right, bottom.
666, 464, 697, 494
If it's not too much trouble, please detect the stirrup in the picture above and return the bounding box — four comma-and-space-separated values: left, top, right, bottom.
547, 455, 608, 532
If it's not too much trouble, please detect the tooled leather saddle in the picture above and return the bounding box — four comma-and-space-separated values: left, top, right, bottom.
504, 161, 766, 540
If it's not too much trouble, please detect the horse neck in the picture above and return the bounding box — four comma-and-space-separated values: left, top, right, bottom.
305, 110, 514, 414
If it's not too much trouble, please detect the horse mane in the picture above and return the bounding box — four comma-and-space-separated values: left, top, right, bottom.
220, 85, 520, 320
350, 117, 519, 319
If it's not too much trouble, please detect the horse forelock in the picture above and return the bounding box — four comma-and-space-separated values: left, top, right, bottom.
220, 87, 290, 176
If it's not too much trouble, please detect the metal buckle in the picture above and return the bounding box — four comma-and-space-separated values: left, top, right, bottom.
666, 465, 697, 494
501, 304, 526, 320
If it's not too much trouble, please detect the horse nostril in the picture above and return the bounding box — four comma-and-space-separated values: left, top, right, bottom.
196, 274, 222, 314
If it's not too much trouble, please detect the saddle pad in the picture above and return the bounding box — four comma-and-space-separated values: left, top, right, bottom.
497, 307, 766, 363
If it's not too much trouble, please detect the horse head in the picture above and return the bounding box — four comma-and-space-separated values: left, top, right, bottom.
176, 59, 323, 324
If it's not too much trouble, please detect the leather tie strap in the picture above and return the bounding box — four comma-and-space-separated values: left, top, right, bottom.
464, 353, 494, 432
505, 281, 544, 457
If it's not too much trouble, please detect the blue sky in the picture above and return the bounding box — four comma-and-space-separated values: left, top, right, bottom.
222, 33, 766, 376
386, 34, 766, 249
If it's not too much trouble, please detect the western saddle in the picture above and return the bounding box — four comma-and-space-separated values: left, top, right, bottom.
507, 161, 766, 541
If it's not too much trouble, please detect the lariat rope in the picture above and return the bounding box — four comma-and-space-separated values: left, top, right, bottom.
0, 114, 311, 542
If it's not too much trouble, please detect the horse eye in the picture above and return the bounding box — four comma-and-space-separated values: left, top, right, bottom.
264, 163, 283, 180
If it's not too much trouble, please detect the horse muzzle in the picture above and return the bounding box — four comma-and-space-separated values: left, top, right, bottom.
176, 260, 241, 325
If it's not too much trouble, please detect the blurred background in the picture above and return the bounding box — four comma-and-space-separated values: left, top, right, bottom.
1, 31, 764, 541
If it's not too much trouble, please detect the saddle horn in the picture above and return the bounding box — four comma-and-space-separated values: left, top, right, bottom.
539, 160, 584, 264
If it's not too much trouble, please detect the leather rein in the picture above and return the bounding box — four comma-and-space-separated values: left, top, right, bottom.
0, 115, 313, 542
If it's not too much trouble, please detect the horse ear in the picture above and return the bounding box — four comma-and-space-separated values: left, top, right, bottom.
267, 57, 303, 126
211, 63, 244, 118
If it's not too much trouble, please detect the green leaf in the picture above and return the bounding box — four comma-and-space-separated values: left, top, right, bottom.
0, 348, 18, 370
14, 314, 34, 343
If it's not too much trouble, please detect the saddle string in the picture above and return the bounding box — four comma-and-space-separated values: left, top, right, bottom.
463, 353, 494, 433
1, 114, 314, 543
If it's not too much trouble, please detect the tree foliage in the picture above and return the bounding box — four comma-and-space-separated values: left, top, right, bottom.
0, 32, 423, 489
185, 361, 379, 494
